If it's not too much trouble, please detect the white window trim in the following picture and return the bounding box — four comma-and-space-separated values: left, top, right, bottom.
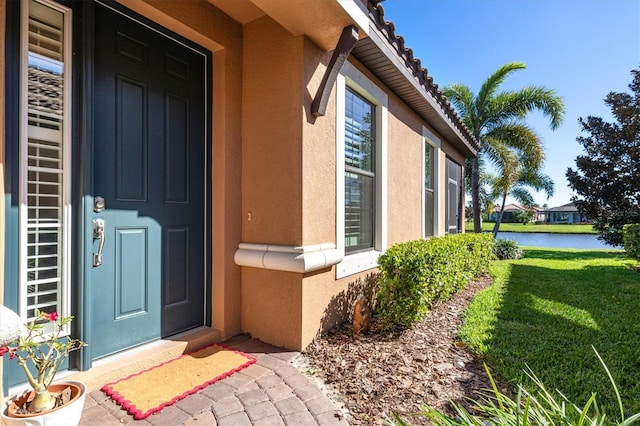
336, 61, 387, 279
19, 0, 73, 324
422, 127, 442, 238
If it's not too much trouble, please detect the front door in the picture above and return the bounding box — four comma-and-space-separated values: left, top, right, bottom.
89, 3, 208, 358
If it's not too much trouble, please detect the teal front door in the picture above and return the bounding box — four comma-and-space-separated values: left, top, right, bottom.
89, 3, 209, 359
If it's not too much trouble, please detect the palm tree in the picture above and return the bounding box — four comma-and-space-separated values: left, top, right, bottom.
487, 146, 555, 237
443, 62, 565, 233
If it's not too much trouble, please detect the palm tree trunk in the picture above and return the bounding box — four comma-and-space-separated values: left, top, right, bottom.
471, 157, 482, 233
492, 191, 508, 238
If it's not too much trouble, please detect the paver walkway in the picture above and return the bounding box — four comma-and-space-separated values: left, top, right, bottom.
78, 334, 348, 425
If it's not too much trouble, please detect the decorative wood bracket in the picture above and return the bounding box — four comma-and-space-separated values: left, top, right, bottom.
311, 25, 359, 117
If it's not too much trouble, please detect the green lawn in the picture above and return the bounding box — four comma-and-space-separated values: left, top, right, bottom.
460, 248, 640, 415
473, 221, 597, 234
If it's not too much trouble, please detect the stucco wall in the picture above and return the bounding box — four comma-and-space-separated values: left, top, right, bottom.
302, 38, 337, 245
241, 268, 303, 349
386, 95, 425, 244
239, 15, 307, 349
242, 15, 304, 246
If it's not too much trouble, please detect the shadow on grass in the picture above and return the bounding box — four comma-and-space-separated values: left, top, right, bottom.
523, 248, 626, 261
482, 250, 640, 414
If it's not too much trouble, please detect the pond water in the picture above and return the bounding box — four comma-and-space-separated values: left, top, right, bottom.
495, 232, 620, 250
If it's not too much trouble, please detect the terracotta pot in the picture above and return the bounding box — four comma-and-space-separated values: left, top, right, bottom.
1, 381, 86, 426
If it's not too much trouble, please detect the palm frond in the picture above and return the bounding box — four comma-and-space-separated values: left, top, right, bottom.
510, 187, 536, 207
475, 62, 527, 121
515, 169, 555, 198
486, 87, 565, 130
484, 124, 544, 169
442, 84, 477, 133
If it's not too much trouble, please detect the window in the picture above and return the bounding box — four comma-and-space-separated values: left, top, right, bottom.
345, 88, 375, 253
553, 212, 569, 222
336, 61, 387, 278
423, 144, 434, 237
445, 157, 462, 234
422, 128, 441, 238
20, 0, 72, 327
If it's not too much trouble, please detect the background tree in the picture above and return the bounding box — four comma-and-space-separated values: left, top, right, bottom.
486, 145, 554, 237
566, 68, 640, 246
444, 62, 565, 233
512, 209, 535, 224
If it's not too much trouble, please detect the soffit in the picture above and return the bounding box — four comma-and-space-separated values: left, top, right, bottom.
208, 0, 367, 51
207, 0, 265, 24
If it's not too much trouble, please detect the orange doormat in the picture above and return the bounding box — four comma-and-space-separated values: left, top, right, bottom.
101, 343, 256, 420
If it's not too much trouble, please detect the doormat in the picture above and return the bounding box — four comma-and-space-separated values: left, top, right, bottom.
101, 342, 256, 420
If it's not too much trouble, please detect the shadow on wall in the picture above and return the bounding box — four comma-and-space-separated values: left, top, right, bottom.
318, 273, 380, 336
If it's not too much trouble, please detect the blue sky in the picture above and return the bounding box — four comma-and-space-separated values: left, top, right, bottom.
381, 0, 640, 208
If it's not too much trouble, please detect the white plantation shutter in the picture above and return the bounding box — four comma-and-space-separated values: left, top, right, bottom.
344, 88, 375, 254
21, 0, 70, 322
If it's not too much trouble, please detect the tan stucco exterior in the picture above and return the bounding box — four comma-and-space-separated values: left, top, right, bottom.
1, 0, 475, 372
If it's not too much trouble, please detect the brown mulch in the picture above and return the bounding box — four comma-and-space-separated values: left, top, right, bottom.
299, 275, 496, 425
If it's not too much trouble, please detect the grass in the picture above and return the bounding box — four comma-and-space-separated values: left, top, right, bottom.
475, 222, 597, 234
460, 248, 640, 415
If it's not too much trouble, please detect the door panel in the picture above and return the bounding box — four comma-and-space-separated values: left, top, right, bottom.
116, 77, 148, 201
90, 4, 207, 359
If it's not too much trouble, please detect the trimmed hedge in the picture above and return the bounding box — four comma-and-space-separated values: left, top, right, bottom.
376, 233, 495, 330
623, 223, 640, 260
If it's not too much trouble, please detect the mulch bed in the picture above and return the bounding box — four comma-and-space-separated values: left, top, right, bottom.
299, 275, 496, 425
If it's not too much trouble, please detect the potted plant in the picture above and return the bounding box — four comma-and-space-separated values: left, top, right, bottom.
0, 308, 87, 425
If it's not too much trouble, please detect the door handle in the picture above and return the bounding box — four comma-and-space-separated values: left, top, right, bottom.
93, 218, 105, 267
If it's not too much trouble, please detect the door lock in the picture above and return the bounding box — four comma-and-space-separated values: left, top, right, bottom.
93, 196, 106, 213
93, 218, 105, 267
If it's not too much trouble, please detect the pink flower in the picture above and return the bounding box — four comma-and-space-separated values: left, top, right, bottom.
0, 347, 8, 356
8, 348, 17, 360
46, 312, 58, 322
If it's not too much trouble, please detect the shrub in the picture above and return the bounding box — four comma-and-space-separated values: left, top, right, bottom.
623, 223, 640, 260
376, 233, 494, 330
512, 209, 534, 224
493, 238, 523, 260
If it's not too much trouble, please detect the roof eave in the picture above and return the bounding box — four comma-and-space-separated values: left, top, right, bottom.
350, 3, 479, 157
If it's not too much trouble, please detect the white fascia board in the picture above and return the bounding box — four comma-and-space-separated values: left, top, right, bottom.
338, 0, 369, 36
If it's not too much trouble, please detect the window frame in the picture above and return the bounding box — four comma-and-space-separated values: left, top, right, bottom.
19, 0, 73, 328
445, 156, 462, 234
336, 61, 387, 279
422, 128, 441, 239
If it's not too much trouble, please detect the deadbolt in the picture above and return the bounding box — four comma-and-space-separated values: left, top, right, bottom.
94, 196, 106, 213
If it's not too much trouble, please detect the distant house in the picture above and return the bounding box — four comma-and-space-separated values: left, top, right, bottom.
488, 203, 544, 223
546, 203, 589, 224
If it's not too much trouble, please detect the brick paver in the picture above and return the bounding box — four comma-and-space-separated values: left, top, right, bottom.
245, 400, 280, 421
275, 396, 308, 416
78, 335, 348, 425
